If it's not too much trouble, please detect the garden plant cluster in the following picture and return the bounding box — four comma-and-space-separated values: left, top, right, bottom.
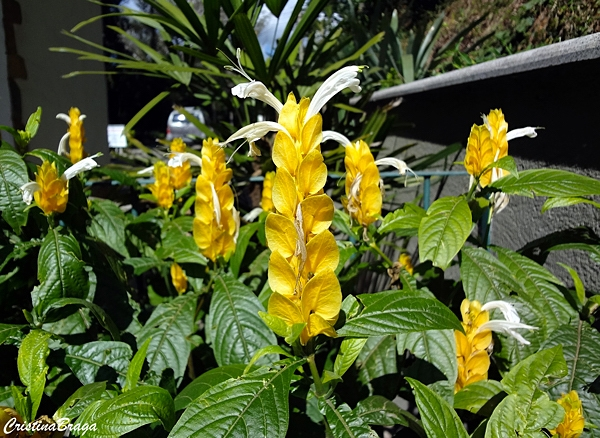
1, 1, 600, 437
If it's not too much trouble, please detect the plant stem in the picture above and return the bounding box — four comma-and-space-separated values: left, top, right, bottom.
368, 242, 393, 268
307, 353, 326, 398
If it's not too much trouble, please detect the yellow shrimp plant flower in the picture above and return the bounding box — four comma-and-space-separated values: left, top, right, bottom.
551, 390, 585, 438
261, 171, 276, 213
398, 253, 414, 275
170, 262, 188, 295
20, 155, 100, 215
192, 138, 239, 262
455, 298, 537, 392
57, 107, 87, 164
168, 138, 192, 190
226, 62, 367, 344
148, 161, 174, 210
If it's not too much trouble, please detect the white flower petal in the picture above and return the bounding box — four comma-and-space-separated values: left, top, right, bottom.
221, 121, 290, 146
477, 320, 538, 345
168, 152, 202, 168
232, 81, 283, 113
20, 181, 40, 205
233, 207, 240, 244
481, 300, 520, 323
210, 182, 221, 226
58, 132, 70, 156
507, 127, 538, 141
137, 166, 155, 175
248, 142, 261, 157
79, 114, 87, 122
322, 130, 351, 147
374, 157, 415, 176
243, 207, 263, 223
56, 113, 71, 124
61, 153, 101, 180
305, 66, 363, 122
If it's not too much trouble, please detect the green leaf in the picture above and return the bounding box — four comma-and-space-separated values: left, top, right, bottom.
75, 385, 174, 437
0, 324, 24, 346
397, 329, 456, 384
124, 91, 170, 134
557, 263, 586, 306
494, 247, 577, 333
460, 247, 520, 303
88, 199, 129, 257
453, 380, 504, 414
542, 196, 600, 213
169, 358, 304, 437
123, 338, 151, 392
355, 336, 397, 389
320, 398, 375, 438
207, 274, 277, 366
232, 15, 267, 79
137, 292, 196, 384
0, 149, 29, 233
123, 257, 168, 275
230, 222, 259, 277
333, 338, 368, 378
377, 203, 425, 236
264, 0, 288, 17
155, 239, 208, 265
53, 382, 107, 422
65, 341, 132, 386
33, 229, 88, 317
406, 378, 469, 438
483, 155, 518, 178
24, 107, 42, 140
490, 169, 600, 198
17, 330, 51, 421
354, 396, 409, 427
337, 290, 462, 337
542, 321, 600, 433
244, 345, 291, 374
418, 196, 472, 270
174, 365, 247, 411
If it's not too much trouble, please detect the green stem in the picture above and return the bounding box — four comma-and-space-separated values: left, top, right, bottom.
465, 175, 479, 201
307, 354, 326, 398
368, 242, 393, 268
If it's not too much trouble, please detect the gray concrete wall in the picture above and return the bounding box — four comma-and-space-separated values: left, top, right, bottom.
0, 5, 12, 137
13, 0, 108, 162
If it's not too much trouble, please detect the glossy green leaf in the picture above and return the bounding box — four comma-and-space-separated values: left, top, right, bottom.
333, 338, 368, 378
406, 378, 469, 438
483, 155, 518, 178
232, 14, 267, 79
494, 247, 577, 333
24, 106, 42, 139
123, 338, 151, 392
169, 358, 304, 438
460, 247, 520, 303
0, 149, 29, 233
542, 321, 600, 433
174, 365, 247, 412
397, 329, 456, 384
355, 336, 397, 388
264, 0, 288, 17
123, 257, 167, 275
66, 341, 132, 386
137, 292, 196, 384
490, 169, 600, 198
320, 398, 375, 438
88, 199, 129, 257
377, 203, 425, 236
207, 274, 276, 366
453, 380, 504, 414
75, 385, 174, 437
0, 324, 24, 346
557, 263, 586, 306
33, 229, 88, 317
17, 330, 51, 421
337, 290, 462, 337
542, 196, 600, 213
418, 196, 472, 270
230, 222, 260, 277
353, 396, 409, 427
53, 382, 107, 422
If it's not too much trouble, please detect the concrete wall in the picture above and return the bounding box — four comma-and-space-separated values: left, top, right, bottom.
11, 0, 108, 162
367, 35, 600, 291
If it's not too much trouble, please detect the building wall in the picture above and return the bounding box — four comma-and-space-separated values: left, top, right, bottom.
11, 0, 108, 161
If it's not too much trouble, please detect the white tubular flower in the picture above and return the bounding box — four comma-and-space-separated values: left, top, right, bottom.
210, 182, 221, 226
61, 153, 101, 180
168, 152, 202, 168
137, 166, 154, 175
477, 300, 538, 345
57, 132, 70, 156
243, 207, 263, 222
232, 81, 284, 113
20, 181, 40, 205
506, 127, 539, 141
322, 130, 351, 147
221, 121, 291, 147
232, 207, 240, 243
305, 66, 363, 123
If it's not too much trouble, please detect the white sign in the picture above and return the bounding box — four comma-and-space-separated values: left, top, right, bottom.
107, 124, 127, 148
